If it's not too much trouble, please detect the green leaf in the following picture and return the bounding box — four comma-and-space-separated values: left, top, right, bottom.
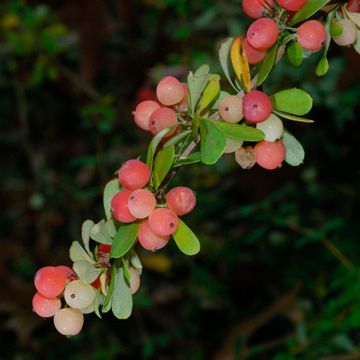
146, 128, 171, 170
102, 262, 118, 312
94, 288, 103, 318
213, 91, 231, 110
271, 88, 313, 116
69, 241, 95, 263
153, 145, 175, 189
257, 44, 278, 86
112, 267, 133, 319
187, 65, 210, 115
129, 250, 143, 274
110, 223, 139, 258
287, 42, 303, 67
208, 120, 265, 142
81, 219, 94, 255
199, 119, 226, 165
174, 152, 201, 167
289, 0, 331, 25
105, 219, 117, 238
163, 130, 191, 147
122, 258, 131, 284
219, 37, 238, 91
90, 220, 113, 245
73, 260, 102, 284
282, 130, 305, 166
196, 74, 221, 114
354, 30, 360, 54
330, 20, 343, 37
173, 219, 201, 256
103, 179, 120, 220
315, 56, 329, 76
273, 110, 314, 123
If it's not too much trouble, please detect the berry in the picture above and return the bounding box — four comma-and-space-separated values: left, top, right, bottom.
148, 208, 179, 236
53, 308, 84, 336
32, 292, 61, 318
247, 18, 278, 50
119, 159, 151, 190
56, 266, 76, 282
219, 95, 244, 123
256, 114, 283, 142
297, 20, 326, 52
276, 0, 307, 11
64, 280, 97, 309
243, 38, 267, 64
128, 189, 156, 219
347, 0, 360, 12
138, 220, 170, 251
178, 83, 189, 112
129, 267, 141, 294
98, 244, 112, 253
166, 186, 197, 216
235, 146, 256, 169
80, 301, 95, 314
156, 76, 184, 106
224, 139, 244, 154
111, 190, 137, 223
149, 107, 178, 136
332, 19, 357, 46
34, 266, 67, 298
243, 90, 272, 123
242, 0, 274, 19
133, 100, 160, 131
254, 140, 286, 170
91, 272, 110, 289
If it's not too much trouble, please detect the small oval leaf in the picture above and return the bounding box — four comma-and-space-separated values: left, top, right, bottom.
153, 145, 175, 189
257, 43, 278, 86
197, 74, 221, 114
110, 223, 139, 259
187, 65, 210, 115
289, 0, 331, 25
103, 179, 120, 220
111, 267, 133, 319
73, 260, 102, 284
173, 219, 200, 256
287, 42, 303, 67
271, 88, 313, 116
282, 130, 305, 166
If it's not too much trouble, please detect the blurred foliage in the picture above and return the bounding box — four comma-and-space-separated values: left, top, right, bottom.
0, 0, 360, 359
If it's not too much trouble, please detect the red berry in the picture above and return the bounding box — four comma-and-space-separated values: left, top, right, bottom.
243, 38, 267, 64
149, 107, 178, 136
98, 244, 112, 253
128, 189, 156, 219
138, 219, 170, 251
148, 208, 179, 236
297, 20, 327, 52
247, 18, 278, 50
276, 0, 307, 11
91, 272, 110, 289
242, 0, 274, 19
118, 159, 151, 190
111, 190, 137, 223
166, 186, 196, 216
34, 266, 67, 298
347, 0, 360, 12
32, 292, 61, 318
133, 100, 160, 131
254, 140, 286, 170
243, 90, 272, 123
156, 76, 184, 106
56, 266, 76, 282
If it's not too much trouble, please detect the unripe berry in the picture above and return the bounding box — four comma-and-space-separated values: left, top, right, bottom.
129, 267, 141, 295
53, 308, 84, 336
166, 186, 197, 216
138, 220, 170, 251
56, 266, 76, 282
34, 266, 67, 298
118, 159, 151, 190
149, 107, 178, 136
224, 139, 244, 154
276, 0, 307, 11
247, 18, 278, 50
297, 20, 326, 52
256, 114, 283, 142
242, 0, 274, 19
111, 190, 137, 223
332, 19, 357, 46
64, 279, 97, 309
32, 292, 61, 318
148, 208, 179, 236
80, 301, 95, 314
133, 100, 160, 131
243, 90, 272, 123
156, 76, 184, 106
219, 95, 244, 123
254, 140, 286, 170
128, 189, 156, 219
243, 38, 267, 64
178, 83, 189, 112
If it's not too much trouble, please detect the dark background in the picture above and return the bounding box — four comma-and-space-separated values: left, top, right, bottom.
1, 0, 360, 359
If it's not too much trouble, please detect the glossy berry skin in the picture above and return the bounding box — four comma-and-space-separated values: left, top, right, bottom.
64, 280, 97, 309
98, 244, 112, 253
242, 0, 274, 19
243, 90, 272, 123
149, 107, 178, 136
156, 76, 184, 106
254, 140, 286, 170
332, 19, 357, 46
276, 0, 307, 11
219, 95, 243, 123
133, 100, 160, 131
56, 266, 76, 282
166, 187, 196, 216
111, 190, 137, 223
247, 18, 278, 50
128, 189, 156, 219
297, 20, 327, 52
53, 308, 84, 336
138, 220, 170, 251
34, 266, 67, 298
129, 267, 141, 294
32, 292, 61, 318
148, 208, 179, 236
118, 159, 151, 190
243, 38, 267, 64
256, 114, 283, 142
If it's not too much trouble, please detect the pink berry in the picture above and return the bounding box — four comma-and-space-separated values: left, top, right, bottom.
247, 18, 278, 50
148, 208, 179, 236
111, 190, 137, 223
254, 140, 286, 170
243, 90, 272, 123
56, 266, 76, 282
118, 159, 151, 190
34, 266, 67, 298
347, 0, 360, 12
138, 219, 170, 251
133, 100, 160, 131
219, 95, 244, 123
332, 19, 357, 46
32, 292, 61, 318
156, 76, 184, 106
276, 0, 307, 11
297, 20, 327, 52
149, 107, 178, 136
242, 0, 274, 19
178, 83, 189, 112
53, 308, 84, 336
243, 38, 267, 64
129, 267, 141, 294
166, 186, 196, 216
128, 189, 156, 219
